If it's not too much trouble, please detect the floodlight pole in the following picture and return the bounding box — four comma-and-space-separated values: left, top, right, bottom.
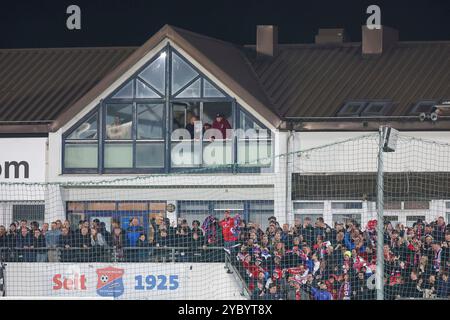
376, 126, 385, 300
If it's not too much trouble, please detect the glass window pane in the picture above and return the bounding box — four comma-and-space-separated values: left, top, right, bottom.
176, 78, 201, 98
136, 143, 165, 168
172, 102, 201, 134
237, 140, 272, 166
112, 80, 133, 99
171, 52, 198, 94
203, 140, 233, 166
139, 52, 166, 94
104, 144, 133, 168
332, 214, 361, 225
105, 104, 133, 140
293, 202, 324, 210
171, 141, 202, 167
64, 144, 98, 168
66, 113, 98, 140
137, 104, 164, 139
240, 110, 262, 131
203, 79, 225, 97
136, 79, 160, 98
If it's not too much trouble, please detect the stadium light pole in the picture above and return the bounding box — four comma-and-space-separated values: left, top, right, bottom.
376, 126, 399, 300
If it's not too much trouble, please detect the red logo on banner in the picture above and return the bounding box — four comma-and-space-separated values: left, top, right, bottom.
53, 273, 87, 290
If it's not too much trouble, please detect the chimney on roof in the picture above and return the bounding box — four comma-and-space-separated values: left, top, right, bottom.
362, 25, 399, 55
315, 28, 347, 44
256, 25, 278, 57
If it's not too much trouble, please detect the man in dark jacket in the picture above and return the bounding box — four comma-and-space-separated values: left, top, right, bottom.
16, 227, 34, 262
436, 272, 449, 298
58, 227, 74, 262
263, 283, 281, 300
300, 218, 315, 246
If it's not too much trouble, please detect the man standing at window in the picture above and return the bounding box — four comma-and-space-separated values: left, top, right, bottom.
185, 115, 199, 139
212, 113, 231, 139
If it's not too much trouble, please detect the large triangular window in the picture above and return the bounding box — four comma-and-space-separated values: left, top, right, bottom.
171, 51, 226, 99
138, 52, 166, 95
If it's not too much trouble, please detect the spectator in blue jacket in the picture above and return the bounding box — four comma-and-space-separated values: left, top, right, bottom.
126, 218, 145, 247
310, 282, 334, 300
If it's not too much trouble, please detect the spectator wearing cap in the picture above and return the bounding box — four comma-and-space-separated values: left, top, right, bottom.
212, 113, 232, 139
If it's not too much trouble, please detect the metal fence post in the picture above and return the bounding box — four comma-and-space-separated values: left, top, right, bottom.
376, 126, 385, 300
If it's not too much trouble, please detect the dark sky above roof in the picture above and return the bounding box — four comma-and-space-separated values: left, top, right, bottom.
0, 0, 449, 49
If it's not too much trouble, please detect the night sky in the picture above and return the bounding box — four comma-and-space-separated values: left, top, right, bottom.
0, 0, 449, 48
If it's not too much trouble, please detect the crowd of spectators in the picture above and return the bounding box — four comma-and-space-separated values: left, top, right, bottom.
0, 216, 225, 263
233, 215, 450, 300
0, 212, 449, 300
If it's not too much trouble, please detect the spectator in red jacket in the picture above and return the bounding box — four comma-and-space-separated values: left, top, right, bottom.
212, 113, 232, 139
220, 210, 238, 254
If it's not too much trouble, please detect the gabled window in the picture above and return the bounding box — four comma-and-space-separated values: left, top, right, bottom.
338, 100, 392, 117
361, 101, 392, 116
62, 45, 272, 174
409, 100, 438, 115
337, 101, 367, 117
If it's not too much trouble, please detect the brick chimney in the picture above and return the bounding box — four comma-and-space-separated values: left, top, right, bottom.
362, 25, 399, 55
256, 25, 278, 57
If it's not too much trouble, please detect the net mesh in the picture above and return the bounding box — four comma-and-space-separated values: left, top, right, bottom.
0, 131, 449, 300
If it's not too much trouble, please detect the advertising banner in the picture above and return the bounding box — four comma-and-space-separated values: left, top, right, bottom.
5, 263, 244, 300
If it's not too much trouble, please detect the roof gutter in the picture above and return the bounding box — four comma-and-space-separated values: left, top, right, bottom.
281, 116, 450, 131
0, 122, 51, 134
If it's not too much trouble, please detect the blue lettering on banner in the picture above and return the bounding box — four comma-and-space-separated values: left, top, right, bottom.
134, 274, 179, 291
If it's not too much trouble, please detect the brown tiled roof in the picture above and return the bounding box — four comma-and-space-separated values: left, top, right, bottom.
0, 47, 135, 122
0, 25, 449, 133
247, 41, 450, 117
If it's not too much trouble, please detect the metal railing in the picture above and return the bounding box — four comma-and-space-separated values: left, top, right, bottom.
0, 246, 226, 263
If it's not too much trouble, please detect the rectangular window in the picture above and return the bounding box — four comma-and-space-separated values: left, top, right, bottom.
12, 203, 45, 226
294, 214, 323, 225
105, 104, 133, 140
332, 213, 362, 225
403, 201, 430, 210
64, 143, 98, 168
406, 216, 426, 227
384, 216, 399, 225
136, 143, 165, 168
331, 202, 363, 209
293, 202, 325, 210
137, 104, 164, 139
104, 143, 133, 168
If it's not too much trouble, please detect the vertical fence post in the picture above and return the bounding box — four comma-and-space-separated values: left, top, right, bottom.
376, 126, 385, 300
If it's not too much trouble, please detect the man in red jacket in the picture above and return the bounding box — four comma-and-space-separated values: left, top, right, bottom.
212, 113, 232, 139
220, 210, 238, 253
